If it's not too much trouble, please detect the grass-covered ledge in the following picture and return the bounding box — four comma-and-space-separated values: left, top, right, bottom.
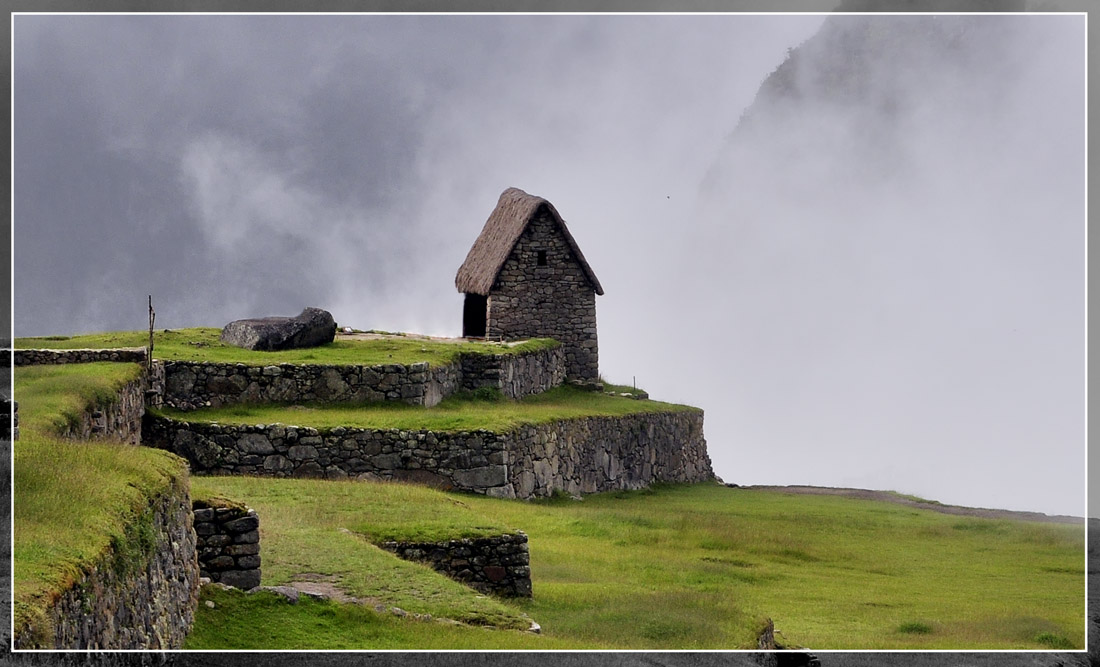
13, 363, 192, 644
189, 477, 531, 631
152, 385, 698, 433
16, 327, 559, 367
15, 362, 145, 435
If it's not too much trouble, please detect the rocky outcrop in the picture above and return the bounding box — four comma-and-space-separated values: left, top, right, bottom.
220, 307, 336, 351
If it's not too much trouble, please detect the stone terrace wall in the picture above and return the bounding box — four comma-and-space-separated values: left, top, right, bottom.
381, 532, 531, 597
193, 502, 261, 590
461, 345, 566, 400
506, 412, 713, 498
161, 360, 456, 410
159, 344, 563, 411
15, 347, 148, 366
144, 409, 712, 499
63, 376, 147, 445
13, 475, 199, 649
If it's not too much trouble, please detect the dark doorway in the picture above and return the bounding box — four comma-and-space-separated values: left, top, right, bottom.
462, 293, 487, 338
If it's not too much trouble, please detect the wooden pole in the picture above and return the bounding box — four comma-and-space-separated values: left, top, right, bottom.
148, 295, 155, 372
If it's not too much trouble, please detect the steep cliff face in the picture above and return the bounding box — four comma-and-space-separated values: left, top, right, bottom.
705, 13, 1042, 193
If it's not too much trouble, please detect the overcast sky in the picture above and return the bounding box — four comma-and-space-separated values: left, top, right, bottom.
12, 13, 1087, 517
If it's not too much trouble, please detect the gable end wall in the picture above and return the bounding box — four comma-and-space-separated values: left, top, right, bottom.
486, 210, 599, 382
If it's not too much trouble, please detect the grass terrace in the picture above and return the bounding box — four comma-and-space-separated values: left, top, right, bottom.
154, 384, 698, 433
13, 363, 189, 638
187, 476, 534, 639
184, 479, 1086, 650
16, 327, 559, 367
15, 362, 144, 435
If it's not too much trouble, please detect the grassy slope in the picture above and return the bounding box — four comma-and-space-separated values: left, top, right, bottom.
15, 362, 144, 435
13, 363, 189, 635
156, 385, 697, 433
185, 479, 1085, 651
15, 327, 558, 367
188, 477, 536, 638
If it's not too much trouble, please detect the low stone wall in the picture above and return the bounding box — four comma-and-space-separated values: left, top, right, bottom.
460, 346, 566, 399
193, 501, 261, 590
63, 376, 147, 445
158, 345, 564, 411
13, 473, 199, 649
506, 411, 713, 498
143, 409, 712, 499
15, 347, 148, 366
381, 532, 531, 597
161, 360, 461, 410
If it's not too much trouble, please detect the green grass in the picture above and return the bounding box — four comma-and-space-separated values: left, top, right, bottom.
185, 585, 578, 649
14, 437, 187, 638
16, 327, 559, 367
13, 362, 191, 640
154, 385, 698, 433
185, 479, 1086, 650
14, 362, 145, 435
189, 477, 534, 633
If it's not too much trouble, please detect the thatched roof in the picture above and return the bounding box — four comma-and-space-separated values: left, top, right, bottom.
455, 187, 604, 296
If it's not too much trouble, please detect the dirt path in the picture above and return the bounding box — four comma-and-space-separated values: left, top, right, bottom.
739, 485, 1084, 525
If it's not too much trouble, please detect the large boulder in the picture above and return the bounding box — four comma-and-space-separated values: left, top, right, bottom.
220, 307, 336, 351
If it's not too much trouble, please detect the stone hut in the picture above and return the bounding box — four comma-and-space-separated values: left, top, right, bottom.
456, 187, 604, 384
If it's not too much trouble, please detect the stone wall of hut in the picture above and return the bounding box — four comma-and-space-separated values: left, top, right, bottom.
486, 209, 599, 383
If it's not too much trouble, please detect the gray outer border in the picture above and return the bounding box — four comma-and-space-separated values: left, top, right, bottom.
3, 1, 1094, 665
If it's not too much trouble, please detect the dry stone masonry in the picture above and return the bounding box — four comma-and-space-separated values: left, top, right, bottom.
456, 187, 604, 384
144, 409, 712, 498
13, 474, 199, 650
14, 347, 148, 366
63, 374, 148, 445
161, 360, 452, 410
193, 501, 262, 590
157, 343, 563, 411
460, 345, 566, 399
486, 209, 600, 383
382, 532, 532, 597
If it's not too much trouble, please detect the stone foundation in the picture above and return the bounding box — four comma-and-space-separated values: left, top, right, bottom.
143, 410, 712, 498
460, 346, 566, 400
193, 501, 261, 590
382, 532, 531, 597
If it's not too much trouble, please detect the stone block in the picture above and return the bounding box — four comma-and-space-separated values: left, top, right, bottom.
223, 515, 259, 533
238, 434, 275, 455
219, 569, 261, 590
226, 542, 261, 556
234, 529, 260, 544
236, 555, 262, 570
453, 465, 508, 488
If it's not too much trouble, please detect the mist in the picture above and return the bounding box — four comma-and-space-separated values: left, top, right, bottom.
12, 14, 1085, 517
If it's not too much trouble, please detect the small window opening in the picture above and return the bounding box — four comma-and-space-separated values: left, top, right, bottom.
537, 250, 547, 266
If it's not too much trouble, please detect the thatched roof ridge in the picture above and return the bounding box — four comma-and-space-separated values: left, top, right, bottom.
455, 187, 604, 296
